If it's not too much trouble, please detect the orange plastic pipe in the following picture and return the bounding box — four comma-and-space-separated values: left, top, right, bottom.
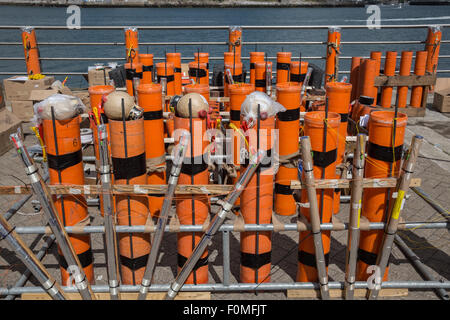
276, 52, 292, 85
194, 52, 210, 82
228, 26, 242, 62
325, 82, 352, 215
240, 116, 275, 283
289, 61, 309, 89
410, 51, 428, 108
297, 111, 340, 283
137, 83, 166, 218
397, 51, 413, 108
370, 51, 382, 104
125, 62, 143, 97
110, 117, 149, 285
224, 52, 235, 66
174, 116, 210, 285
139, 53, 154, 85
184, 83, 210, 103
325, 27, 341, 84
250, 52, 265, 86
254, 61, 272, 93
188, 61, 209, 86
124, 27, 139, 63
357, 111, 408, 281
275, 83, 301, 216
425, 25, 442, 75
380, 51, 397, 108
224, 62, 243, 111
167, 52, 182, 95
350, 57, 362, 102
156, 62, 175, 98
42, 116, 94, 285
21, 27, 41, 75
359, 59, 378, 106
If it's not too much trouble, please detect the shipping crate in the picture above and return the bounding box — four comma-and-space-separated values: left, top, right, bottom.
0, 109, 22, 156
433, 78, 450, 113
2, 76, 55, 101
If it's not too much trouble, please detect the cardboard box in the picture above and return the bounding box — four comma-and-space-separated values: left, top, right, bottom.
0, 82, 5, 109
0, 109, 22, 156
28, 89, 59, 101
11, 100, 34, 122
433, 78, 450, 113
88, 67, 111, 87
3, 76, 55, 101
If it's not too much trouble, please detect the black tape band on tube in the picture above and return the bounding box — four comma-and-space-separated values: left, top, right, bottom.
277, 62, 290, 71
142, 65, 153, 72
230, 110, 241, 122
290, 73, 306, 82
188, 68, 207, 78
275, 183, 294, 195
47, 150, 83, 171
298, 251, 330, 268
112, 152, 146, 180
59, 248, 93, 270
143, 110, 163, 121
178, 253, 209, 271
180, 154, 208, 176
255, 79, 266, 88
277, 108, 300, 122
368, 142, 403, 163
120, 254, 149, 271
312, 148, 337, 168
157, 75, 175, 83
241, 251, 272, 270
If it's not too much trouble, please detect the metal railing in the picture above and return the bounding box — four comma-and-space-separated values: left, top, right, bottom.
0, 24, 448, 79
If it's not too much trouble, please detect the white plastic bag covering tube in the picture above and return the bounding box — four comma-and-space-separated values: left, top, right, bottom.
240, 91, 286, 128
33, 94, 86, 125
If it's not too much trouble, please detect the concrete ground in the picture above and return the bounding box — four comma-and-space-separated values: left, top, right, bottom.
0, 96, 448, 300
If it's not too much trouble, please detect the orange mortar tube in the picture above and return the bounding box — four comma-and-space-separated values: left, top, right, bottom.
297, 111, 340, 283
224, 62, 243, 111
250, 52, 265, 86
110, 117, 150, 285
325, 27, 341, 84
350, 57, 362, 102
42, 116, 94, 285
167, 52, 182, 95
380, 51, 397, 108
276, 52, 292, 85
156, 62, 175, 137
185, 83, 210, 103
125, 62, 143, 97
254, 61, 272, 94
397, 51, 413, 108
410, 51, 428, 108
289, 61, 309, 87
370, 51, 382, 105
174, 116, 210, 285
21, 27, 41, 75
240, 116, 275, 284
325, 82, 352, 215
275, 82, 301, 216
425, 25, 442, 76
357, 111, 408, 282
188, 61, 209, 86
124, 27, 139, 63
359, 59, 378, 106
139, 53, 154, 85
228, 26, 242, 62
137, 83, 166, 218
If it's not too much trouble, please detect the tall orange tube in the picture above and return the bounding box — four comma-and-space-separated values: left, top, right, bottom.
137, 83, 166, 218
139, 54, 154, 85
125, 62, 143, 97
397, 51, 413, 108
224, 62, 244, 111
380, 51, 397, 108
250, 52, 265, 86
42, 116, 94, 285
350, 57, 362, 102
175, 116, 210, 285
21, 27, 41, 75
410, 51, 428, 108
188, 62, 209, 85
357, 111, 407, 281
276, 52, 292, 85
240, 116, 275, 283
297, 111, 340, 283
370, 51, 382, 104
326, 82, 352, 215
425, 25, 442, 75
254, 62, 272, 93
325, 27, 341, 84
110, 117, 149, 285
359, 59, 378, 106
275, 83, 301, 216
194, 52, 210, 84
124, 27, 139, 63
156, 62, 175, 98
289, 61, 309, 88
228, 26, 242, 62
167, 52, 182, 95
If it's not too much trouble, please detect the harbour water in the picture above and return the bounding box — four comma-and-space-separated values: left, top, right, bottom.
0, 4, 449, 86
